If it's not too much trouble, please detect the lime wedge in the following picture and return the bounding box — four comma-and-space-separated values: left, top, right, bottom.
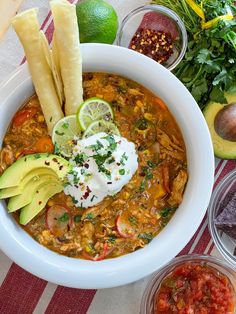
52, 115, 82, 157
77, 97, 113, 131
83, 120, 120, 138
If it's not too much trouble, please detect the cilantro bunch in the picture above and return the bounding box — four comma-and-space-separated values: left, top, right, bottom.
154, 0, 236, 109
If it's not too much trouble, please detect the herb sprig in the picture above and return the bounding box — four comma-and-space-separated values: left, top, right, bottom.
154, 0, 236, 109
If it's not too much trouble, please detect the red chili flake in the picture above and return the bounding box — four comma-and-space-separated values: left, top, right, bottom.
83, 186, 92, 200
129, 28, 173, 64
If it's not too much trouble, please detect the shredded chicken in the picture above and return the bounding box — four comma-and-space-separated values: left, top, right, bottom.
168, 170, 188, 206
80, 222, 95, 248
158, 129, 184, 152
82, 198, 113, 220
0, 145, 14, 173
128, 88, 144, 96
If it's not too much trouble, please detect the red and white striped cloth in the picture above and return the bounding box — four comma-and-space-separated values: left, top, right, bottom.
0, 1, 235, 313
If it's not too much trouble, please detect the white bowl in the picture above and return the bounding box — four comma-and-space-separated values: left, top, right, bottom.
0, 43, 214, 289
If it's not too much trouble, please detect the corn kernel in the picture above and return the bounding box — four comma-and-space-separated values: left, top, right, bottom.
37, 115, 45, 123
136, 100, 143, 108
144, 113, 153, 121
156, 213, 161, 220
134, 106, 140, 113
142, 149, 150, 155
123, 192, 130, 200
47, 200, 54, 207
85, 246, 92, 253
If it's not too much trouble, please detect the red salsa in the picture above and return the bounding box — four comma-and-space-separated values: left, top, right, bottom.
155, 262, 235, 314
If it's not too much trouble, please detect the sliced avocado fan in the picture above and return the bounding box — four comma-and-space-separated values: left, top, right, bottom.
0, 153, 70, 189
0, 153, 71, 225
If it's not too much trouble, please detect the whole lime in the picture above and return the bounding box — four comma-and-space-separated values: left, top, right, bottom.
76, 0, 118, 44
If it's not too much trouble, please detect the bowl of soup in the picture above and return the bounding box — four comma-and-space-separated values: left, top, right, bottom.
0, 43, 214, 288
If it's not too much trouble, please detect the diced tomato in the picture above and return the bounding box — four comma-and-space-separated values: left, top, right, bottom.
34, 137, 54, 153
12, 108, 37, 127
82, 243, 108, 261
115, 213, 135, 238
46, 204, 72, 237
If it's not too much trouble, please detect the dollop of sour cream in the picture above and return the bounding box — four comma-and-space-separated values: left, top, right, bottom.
64, 132, 138, 208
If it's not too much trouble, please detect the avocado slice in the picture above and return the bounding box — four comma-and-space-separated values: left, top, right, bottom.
204, 101, 236, 159
19, 182, 63, 225
0, 153, 71, 189
0, 168, 57, 199
8, 175, 60, 212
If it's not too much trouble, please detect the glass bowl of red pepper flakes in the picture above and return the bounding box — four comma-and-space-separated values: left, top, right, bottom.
117, 5, 187, 71
140, 254, 236, 314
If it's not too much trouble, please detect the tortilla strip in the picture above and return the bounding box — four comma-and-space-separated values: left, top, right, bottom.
51, 0, 83, 115
11, 9, 64, 134
51, 35, 65, 106
0, 0, 24, 40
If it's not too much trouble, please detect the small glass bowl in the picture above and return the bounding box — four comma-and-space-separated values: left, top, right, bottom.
117, 4, 188, 71
140, 254, 236, 314
208, 168, 236, 268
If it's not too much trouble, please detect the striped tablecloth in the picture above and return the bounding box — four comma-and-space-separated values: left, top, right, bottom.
0, 1, 235, 313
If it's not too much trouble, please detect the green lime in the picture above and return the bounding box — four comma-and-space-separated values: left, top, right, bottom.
77, 97, 113, 131
83, 120, 120, 138
76, 0, 118, 44
52, 115, 82, 157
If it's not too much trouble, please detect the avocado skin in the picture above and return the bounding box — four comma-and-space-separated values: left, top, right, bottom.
0, 153, 71, 189
204, 97, 236, 159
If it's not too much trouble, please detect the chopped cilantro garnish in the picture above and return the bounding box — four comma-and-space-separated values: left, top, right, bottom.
120, 153, 128, 165
108, 235, 116, 244
75, 153, 87, 166
86, 213, 93, 220
119, 169, 125, 175
160, 207, 177, 218
57, 212, 69, 223
34, 153, 41, 159
146, 173, 153, 180
89, 140, 104, 152
140, 179, 147, 192
99, 165, 111, 179
141, 166, 149, 175
54, 142, 60, 155
147, 160, 156, 168
128, 216, 137, 226
71, 196, 78, 204
74, 215, 82, 223
138, 232, 153, 243
102, 134, 117, 152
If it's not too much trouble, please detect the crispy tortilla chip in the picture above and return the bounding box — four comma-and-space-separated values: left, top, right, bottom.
50, 0, 83, 115
11, 9, 64, 134
51, 35, 65, 106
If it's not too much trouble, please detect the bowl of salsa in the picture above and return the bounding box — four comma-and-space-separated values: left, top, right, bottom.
141, 254, 236, 314
117, 4, 187, 71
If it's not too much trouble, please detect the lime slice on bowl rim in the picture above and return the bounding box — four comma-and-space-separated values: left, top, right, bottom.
77, 97, 113, 131
83, 120, 120, 138
52, 115, 82, 157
